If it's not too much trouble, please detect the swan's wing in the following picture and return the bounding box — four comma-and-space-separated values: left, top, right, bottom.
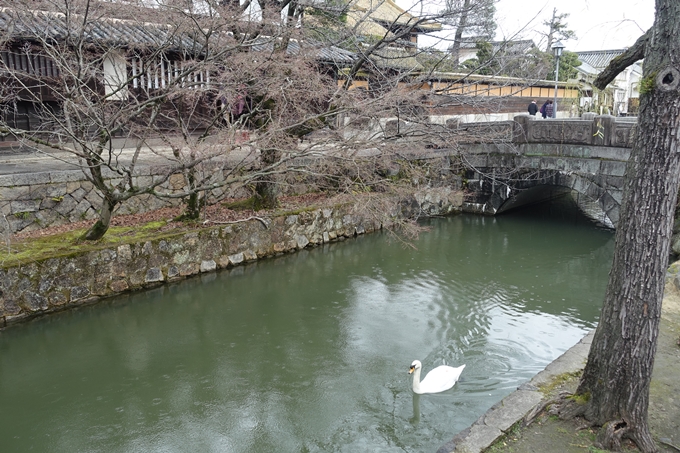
420, 365, 466, 393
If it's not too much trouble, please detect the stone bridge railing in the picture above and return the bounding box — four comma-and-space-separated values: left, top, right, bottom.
511, 113, 636, 148
384, 113, 637, 151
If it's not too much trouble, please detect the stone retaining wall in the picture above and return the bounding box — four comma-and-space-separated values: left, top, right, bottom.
0, 169, 179, 235
0, 188, 463, 327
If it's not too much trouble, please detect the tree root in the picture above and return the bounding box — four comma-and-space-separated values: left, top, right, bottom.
203, 216, 271, 229
595, 419, 628, 451
523, 392, 581, 427
659, 438, 680, 452
538, 394, 659, 452
592, 419, 657, 452
545, 393, 588, 421
558, 406, 658, 452
515, 389, 662, 452
523, 399, 553, 427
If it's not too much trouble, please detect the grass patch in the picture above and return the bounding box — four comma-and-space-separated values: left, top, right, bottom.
273, 205, 320, 217
485, 421, 523, 453
0, 220, 179, 267
222, 197, 259, 210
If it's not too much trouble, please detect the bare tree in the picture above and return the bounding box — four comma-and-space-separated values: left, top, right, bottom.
0, 0, 352, 239
0, 0, 524, 244
555, 3, 679, 451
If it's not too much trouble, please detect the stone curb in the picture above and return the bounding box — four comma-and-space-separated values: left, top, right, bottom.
437, 330, 595, 453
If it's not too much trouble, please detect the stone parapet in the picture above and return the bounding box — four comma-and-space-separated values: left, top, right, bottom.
386, 114, 636, 148
513, 114, 636, 148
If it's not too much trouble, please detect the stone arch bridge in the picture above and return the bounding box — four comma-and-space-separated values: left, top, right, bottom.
406, 114, 637, 229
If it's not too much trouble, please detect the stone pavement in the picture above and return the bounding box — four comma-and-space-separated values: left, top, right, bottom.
0, 144, 191, 176
438, 277, 680, 453
0, 147, 78, 175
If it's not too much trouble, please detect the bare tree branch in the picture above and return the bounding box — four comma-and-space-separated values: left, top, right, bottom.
593, 29, 650, 90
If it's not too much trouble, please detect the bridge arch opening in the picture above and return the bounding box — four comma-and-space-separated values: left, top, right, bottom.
495, 185, 614, 229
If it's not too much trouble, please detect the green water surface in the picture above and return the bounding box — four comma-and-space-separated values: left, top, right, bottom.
0, 205, 614, 452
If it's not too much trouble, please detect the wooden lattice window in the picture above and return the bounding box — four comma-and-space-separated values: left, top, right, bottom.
0, 50, 60, 77
129, 55, 210, 90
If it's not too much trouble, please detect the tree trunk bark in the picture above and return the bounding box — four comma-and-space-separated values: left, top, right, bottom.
82, 197, 118, 241
183, 169, 201, 221
572, 2, 680, 451
449, 0, 470, 69
254, 148, 281, 209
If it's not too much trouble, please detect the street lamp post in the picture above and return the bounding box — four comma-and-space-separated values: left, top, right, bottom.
551, 40, 565, 118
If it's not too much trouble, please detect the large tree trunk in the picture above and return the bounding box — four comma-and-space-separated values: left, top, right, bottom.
568, 2, 680, 451
545, 8, 556, 52
449, 0, 470, 68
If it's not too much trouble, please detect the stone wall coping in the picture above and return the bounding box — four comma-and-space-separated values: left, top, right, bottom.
438, 329, 595, 453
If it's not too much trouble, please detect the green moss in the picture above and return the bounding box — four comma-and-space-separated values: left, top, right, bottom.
568, 391, 591, 405
139, 221, 166, 231
639, 72, 657, 95
0, 219, 177, 268
538, 370, 582, 396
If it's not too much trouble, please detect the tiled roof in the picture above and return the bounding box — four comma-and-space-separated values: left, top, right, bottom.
576, 49, 632, 70
251, 38, 356, 65
459, 39, 537, 54
0, 8, 197, 50
349, 0, 440, 32
0, 7, 356, 65
575, 59, 599, 76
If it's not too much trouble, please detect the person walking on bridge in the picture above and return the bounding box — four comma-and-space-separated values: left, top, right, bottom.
544, 100, 554, 118
528, 100, 538, 116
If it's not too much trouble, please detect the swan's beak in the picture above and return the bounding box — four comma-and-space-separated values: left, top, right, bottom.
408, 365, 415, 374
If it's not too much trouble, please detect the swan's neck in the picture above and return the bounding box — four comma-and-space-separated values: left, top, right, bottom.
411, 368, 422, 394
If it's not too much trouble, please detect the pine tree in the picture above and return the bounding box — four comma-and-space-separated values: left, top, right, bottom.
444, 0, 496, 67
542, 8, 576, 52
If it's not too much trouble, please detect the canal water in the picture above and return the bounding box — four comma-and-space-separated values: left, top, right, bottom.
0, 201, 614, 453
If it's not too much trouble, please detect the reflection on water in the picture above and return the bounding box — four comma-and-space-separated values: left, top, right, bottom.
0, 203, 613, 453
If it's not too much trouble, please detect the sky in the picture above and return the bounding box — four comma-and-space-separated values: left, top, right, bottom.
399, 0, 656, 52
493, 0, 655, 51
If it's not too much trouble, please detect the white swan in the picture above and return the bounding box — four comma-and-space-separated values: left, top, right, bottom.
409, 360, 465, 394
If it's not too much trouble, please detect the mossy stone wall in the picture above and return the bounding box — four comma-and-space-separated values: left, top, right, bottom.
0, 188, 462, 327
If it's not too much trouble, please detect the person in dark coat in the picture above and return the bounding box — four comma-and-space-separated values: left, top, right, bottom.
540, 100, 549, 118
545, 100, 554, 118
528, 100, 538, 116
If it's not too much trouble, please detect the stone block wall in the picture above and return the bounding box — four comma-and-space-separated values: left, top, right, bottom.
0, 169, 180, 235
0, 150, 462, 236
0, 187, 463, 327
